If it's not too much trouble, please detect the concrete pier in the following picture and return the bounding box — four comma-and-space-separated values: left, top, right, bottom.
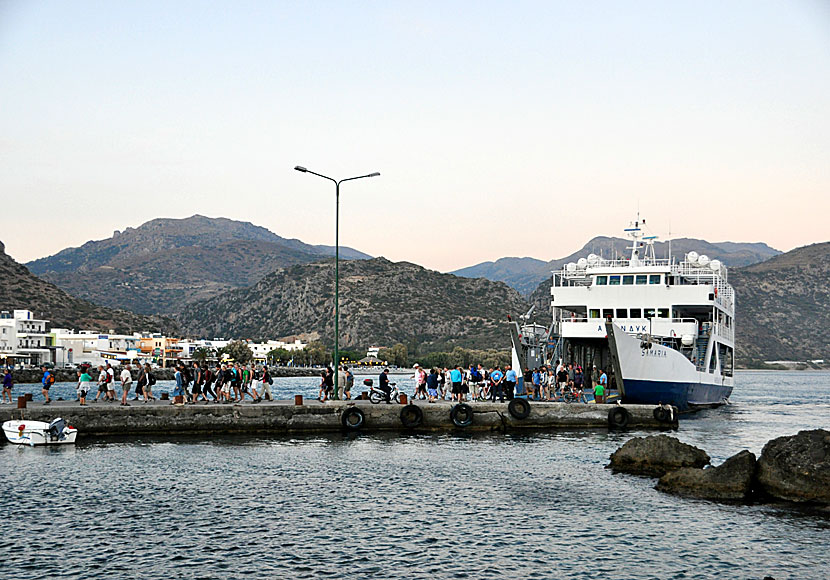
1, 398, 671, 437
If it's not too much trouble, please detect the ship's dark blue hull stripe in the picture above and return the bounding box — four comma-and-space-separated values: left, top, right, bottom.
622, 379, 732, 411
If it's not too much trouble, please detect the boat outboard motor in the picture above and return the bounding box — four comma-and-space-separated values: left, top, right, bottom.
49, 418, 67, 441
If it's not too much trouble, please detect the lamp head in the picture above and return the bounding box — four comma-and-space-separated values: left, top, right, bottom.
294, 166, 308, 173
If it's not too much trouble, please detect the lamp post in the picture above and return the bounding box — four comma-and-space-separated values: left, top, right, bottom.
294, 165, 380, 399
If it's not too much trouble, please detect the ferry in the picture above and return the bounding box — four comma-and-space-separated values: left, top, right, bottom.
511, 218, 735, 411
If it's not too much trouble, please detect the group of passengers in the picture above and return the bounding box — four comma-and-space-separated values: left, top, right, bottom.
171, 361, 274, 405
408, 361, 608, 404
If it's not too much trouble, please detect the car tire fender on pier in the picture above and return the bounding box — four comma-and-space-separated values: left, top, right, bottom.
508, 398, 531, 420
400, 404, 424, 428
607, 406, 631, 429
341, 407, 365, 430
653, 406, 679, 424
450, 403, 473, 428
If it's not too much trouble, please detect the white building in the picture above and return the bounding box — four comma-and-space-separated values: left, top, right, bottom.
177, 339, 230, 360
248, 339, 307, 362
50, 329, 142, 367
0, 310, 52, 367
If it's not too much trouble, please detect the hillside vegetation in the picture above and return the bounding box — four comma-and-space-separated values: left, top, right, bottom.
179, 257, 531, 352
0, 241, 174, 334
27, 215, 369, 314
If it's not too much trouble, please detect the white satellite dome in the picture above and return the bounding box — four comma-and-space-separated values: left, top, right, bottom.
709, 259, 721, 272
698, 254, 710, 267
587, 254, 599, 266
577, 257, 588, 268
681, 334, 695, 347
566, 262, 577, 272
687, 251, 699, 264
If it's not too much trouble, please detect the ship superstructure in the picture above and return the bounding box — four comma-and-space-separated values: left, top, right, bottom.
545, 219, 735, 409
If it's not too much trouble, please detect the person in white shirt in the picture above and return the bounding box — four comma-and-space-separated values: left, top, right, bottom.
106, 364, 116, 402
120, 363, 133, 406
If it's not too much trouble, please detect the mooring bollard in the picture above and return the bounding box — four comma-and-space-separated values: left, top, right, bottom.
361, 391, 368, 400
295, 394, 303, 406
24, 393, 33, 402
174, 395, 184, 404
160, 393, 169, 400
17, 395, 26, 409
399, 393, 408, 405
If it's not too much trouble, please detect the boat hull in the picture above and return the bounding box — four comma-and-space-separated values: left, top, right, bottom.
606, 323, 733, 411
2, 420, 78, 446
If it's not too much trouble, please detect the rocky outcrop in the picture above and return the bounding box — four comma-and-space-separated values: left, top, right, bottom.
608, 435, 710, 477
656, 450, 757, 501
756, 429, 830, 505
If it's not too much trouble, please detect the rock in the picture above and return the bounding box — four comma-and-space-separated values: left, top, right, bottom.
608, 435, 710, 477
756, 429, 830, 504
656, 450, 757, 501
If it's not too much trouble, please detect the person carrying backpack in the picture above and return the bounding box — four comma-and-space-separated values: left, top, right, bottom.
41, 365, 53, 404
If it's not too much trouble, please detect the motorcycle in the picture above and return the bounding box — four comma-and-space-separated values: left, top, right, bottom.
365, 378, 401, 404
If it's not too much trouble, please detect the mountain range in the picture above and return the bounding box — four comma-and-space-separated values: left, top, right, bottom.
8, 215, 828, 366
178, 257, 530, 353
0, 241, 174, 334
452, 237, 781, 295
27, 215, 370, 315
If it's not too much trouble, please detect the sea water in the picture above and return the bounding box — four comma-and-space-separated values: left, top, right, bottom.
2, 371, 829, 579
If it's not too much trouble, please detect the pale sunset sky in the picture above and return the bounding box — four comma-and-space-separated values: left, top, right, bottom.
1, 1, 828, 272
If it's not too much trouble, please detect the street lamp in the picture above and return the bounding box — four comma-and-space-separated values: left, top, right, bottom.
294, 165, 380, 399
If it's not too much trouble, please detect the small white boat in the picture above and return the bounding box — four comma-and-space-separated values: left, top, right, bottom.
2, 418, 78, 446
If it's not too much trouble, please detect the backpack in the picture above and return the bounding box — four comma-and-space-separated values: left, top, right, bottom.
470, 368, 482, 382
148, 373, 156, 386
346, 372, 354, 388
48, 373, 56, 386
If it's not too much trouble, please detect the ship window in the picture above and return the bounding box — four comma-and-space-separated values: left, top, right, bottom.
630, 308, 642, 318
609, 276, 621, 286
602, 309, 614, 319
649, 274, 661, 284
595, 276, 607, 286
623, 275, 634, 285
645, 308, 657, 318
658, 308, 669, 318
589, 309, 600, 318
616, 309, 627, 318
636, 275, 647, 285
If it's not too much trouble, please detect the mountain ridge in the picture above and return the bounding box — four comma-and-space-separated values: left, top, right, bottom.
0, 240, 175, 334
452, 237, 781, 295
25, 215, 371, 315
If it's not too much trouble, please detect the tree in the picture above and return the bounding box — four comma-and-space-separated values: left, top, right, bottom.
305, 341, 330, 366
217, 340, 253, 364
378, 343, 408, 367
192, 346, 215, 365
267, 347, 292, 366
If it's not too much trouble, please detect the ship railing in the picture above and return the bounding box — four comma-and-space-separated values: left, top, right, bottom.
713, 322, 735, 342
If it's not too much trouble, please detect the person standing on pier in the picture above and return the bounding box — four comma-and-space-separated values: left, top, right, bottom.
489, 366, 504, 402
172, 364, 184, 405
93, 365, 107, 402
106, 363, 116, 402
259, 366, 273, 401
504, 364, 517, 400
449, 366, 463, 402
41, 365, 53, 405
77, 368, 92, 406
2, 368, 12, 404
120, 363, 133, 406
343, 366, 354, 400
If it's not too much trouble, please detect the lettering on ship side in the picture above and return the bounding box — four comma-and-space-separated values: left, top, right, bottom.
597, 325, 650, 333
641, 348, 667, 358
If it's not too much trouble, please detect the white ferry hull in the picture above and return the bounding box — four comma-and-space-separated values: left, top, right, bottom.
607, 323, 733, 411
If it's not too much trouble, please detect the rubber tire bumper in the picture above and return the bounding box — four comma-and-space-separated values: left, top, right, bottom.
508, 398, 531, 420
341, 407, 365, 430
450, 403, 473, 427
653, 407, 670, 423
607, 406, 631, 429
400, 404, 424, 428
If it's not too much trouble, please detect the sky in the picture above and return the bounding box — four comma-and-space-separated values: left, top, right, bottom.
1, 0, 828, 272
